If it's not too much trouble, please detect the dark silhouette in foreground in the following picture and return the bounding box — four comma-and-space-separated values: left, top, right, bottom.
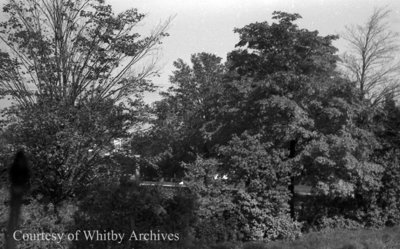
6, 151, 30, 249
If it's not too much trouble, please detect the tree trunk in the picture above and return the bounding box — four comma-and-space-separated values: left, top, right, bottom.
288, 139, 297, 219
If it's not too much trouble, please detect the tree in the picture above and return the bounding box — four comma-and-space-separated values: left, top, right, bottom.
218, 133, 301, 241
209, 11, 383, 228
3, 99, 140, 203
0, 0, 169, 203
184, 134, 302, 242
133, 52, 225, 180
181, 12, 355, 240
372, 95, 400, 226
220, 11, 341, 220
341, 7, 400, 106
227, 11, 338, 80
0, 0, 169, 106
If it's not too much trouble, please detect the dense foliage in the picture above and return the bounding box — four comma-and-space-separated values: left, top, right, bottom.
1, 2, 400, 249
72, 181, 197, 249
0, 0, 164, 203
137, 10, 400, 243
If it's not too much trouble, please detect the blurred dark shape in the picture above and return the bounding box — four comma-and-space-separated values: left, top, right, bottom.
9, 150, 30, 195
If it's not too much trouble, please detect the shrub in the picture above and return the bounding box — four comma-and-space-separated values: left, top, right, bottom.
317, 216, 364, 231
263, 215, 302, 241
0, 187, 76, 249
71, 181, 197, 249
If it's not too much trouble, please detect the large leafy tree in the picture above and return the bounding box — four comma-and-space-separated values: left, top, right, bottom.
198, 11, 382, 230
0, 0, 169, 203
227, 11, 338, 79
212, 11, 341, 219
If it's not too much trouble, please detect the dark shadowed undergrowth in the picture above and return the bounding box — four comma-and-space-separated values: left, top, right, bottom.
208, 226, 400, 249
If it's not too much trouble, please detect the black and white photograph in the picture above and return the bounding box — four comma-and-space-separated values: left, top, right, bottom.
1, 0, 400, 248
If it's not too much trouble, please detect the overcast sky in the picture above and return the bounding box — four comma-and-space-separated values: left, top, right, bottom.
106, 0, 400, 103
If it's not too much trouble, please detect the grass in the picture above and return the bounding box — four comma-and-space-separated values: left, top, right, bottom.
210, 226, 400, 249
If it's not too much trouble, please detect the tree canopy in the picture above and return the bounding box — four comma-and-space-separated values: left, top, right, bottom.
0, 0, 169, 106
0, 0, 169, 203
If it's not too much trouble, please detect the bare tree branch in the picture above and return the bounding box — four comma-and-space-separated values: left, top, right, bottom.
340, 7, 400, 106
0, 0, 170, 107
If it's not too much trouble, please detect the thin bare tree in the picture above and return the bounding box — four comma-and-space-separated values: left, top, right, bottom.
341, 7, 400, 106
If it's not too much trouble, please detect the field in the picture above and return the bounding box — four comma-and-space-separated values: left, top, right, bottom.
210, 227, 400, 249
